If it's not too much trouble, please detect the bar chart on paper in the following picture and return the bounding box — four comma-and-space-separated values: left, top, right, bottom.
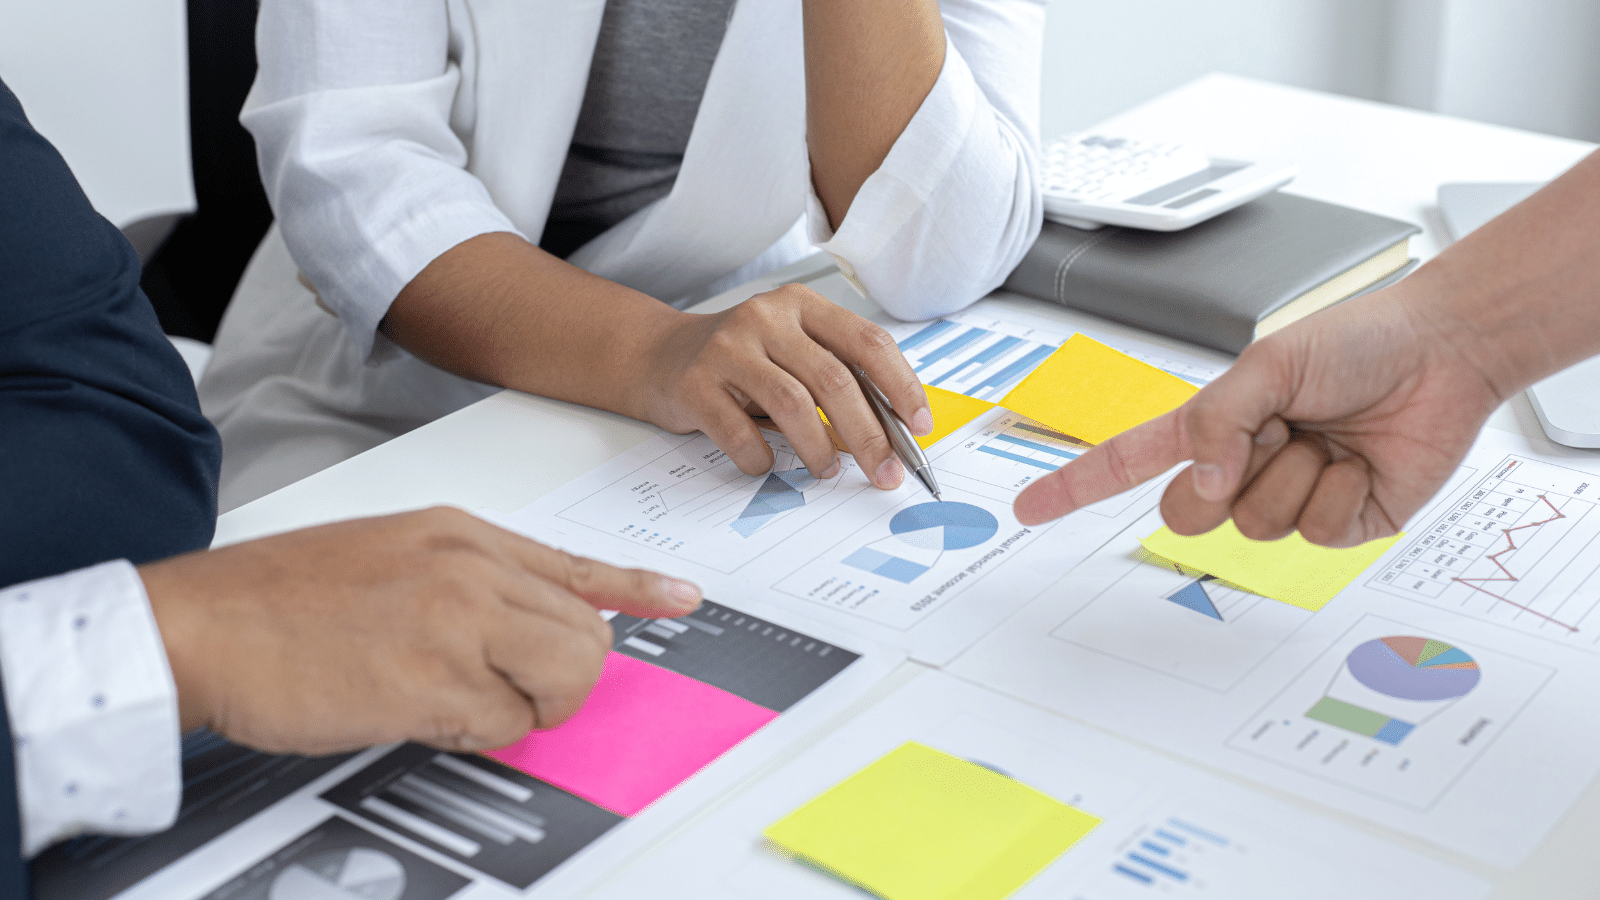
1371, 455, 1600, 647
928, 410, 1154, 516
894, 310, 1220, 401
1095, 815, 1245, 896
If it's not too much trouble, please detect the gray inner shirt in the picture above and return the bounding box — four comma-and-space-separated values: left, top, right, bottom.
539, 0, 740, 259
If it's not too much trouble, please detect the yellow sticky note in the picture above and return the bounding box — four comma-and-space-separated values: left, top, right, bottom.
1141, 521, 1403, 611
764, 742, 1100, 900
918, 386, 997, 449
999, 334, 1198, 444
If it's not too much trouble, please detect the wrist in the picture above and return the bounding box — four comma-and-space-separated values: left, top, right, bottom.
138, 558, 214, 733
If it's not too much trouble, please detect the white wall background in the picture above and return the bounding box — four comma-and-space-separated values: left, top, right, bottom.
1, 0, 1595, 229
0, 0, 193, 229
1042, 0, 1600, 145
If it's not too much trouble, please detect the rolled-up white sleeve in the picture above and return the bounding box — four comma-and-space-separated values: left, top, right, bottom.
0, 562, 181, 857
242, 0, 523, 361
808, 0, 1045, 321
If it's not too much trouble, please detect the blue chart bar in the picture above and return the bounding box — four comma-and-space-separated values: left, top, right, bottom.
1168, 818, 1230, 846
978, 446, 1061, 471
1152, 828, 1187, 845
1162, 368, 1208, 386
993, 433, 1082, 459
1114, 865, 1154, 885
931, 335, 1023, 387
1138, 840, 1170, 856
898, 320, 957, 352
973, 344, 1055, 396
914, 327, 987, 371
1128, 853, 1188, 882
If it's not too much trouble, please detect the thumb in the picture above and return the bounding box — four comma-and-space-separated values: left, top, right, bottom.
1161, 345, 1296, 530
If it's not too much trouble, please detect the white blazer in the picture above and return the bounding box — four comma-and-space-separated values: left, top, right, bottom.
201, 0, 1044, 509
242, 0, 1045, 359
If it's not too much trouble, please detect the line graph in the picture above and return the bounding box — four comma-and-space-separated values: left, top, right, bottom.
1371, 456, 1600, 646
1451, 494, 1577, 632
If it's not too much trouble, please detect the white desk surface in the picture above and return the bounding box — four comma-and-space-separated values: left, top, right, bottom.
214, 74, 1598, 898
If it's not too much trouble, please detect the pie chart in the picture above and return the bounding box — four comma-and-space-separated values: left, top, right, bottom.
888, 502, 999, 551
1346, 636, 1481, 702
269, 847, 407, 900
842, 502, 1001, 584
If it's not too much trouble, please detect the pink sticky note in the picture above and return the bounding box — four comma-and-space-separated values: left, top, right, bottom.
484, 652, 778, 816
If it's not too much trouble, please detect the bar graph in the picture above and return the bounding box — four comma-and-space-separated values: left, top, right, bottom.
323, 745, 622, 889
325, 601, 862, 889
609, 600, 860, 712
929, 411, 1114, 504
897, 318, 1059, 400
896, 312, 1221, 402
1111, 816, 1232, 890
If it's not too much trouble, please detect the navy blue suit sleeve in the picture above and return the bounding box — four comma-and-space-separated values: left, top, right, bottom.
0, 80, 222, 589
0, 688, 26, 899
0, 78, 222, 889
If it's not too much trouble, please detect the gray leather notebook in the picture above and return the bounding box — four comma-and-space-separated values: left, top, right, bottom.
1003, 192, 1420, 355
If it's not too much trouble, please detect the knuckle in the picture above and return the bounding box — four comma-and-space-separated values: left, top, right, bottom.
813, 361, 856, 399
853, 431, 892, 461
856, 321, 896, 353
771, 282, 814, 304
587, 613, 614, 651
769, 379, 815, 418
1102, 442, 1138, 490
704, 328, 746, 359
560, 550, 596, 589
478, 702, 534, 748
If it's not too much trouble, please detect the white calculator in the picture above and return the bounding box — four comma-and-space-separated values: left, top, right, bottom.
1042, 134, 1297, 231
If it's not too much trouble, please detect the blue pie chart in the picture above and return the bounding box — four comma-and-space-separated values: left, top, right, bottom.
889, 502, 999, 550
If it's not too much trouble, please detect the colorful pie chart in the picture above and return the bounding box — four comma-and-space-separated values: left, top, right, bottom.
1346, 636, 1481, 702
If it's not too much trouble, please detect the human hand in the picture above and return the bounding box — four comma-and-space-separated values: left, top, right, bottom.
139, 507, 701, 755
1013, 279, 1506, 547
636, 283, 931, 489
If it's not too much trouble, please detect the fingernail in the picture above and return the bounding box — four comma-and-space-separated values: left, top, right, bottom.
876, 457, 904, 488
1192, 463, 1227, 501
821, 459, 841, 479
664, 578, 702, 611
911, 407, 934, 437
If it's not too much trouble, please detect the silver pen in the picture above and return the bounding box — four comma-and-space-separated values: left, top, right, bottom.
854, 368, 942, 501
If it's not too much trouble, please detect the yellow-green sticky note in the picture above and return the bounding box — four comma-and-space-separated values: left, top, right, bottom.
764, 742, 1100, 900
918, 386, 997, 449
1141, 521, 1404, 612
999, 334, 1198, 444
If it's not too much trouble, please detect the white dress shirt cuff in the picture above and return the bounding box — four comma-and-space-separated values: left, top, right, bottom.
0, 561, 182, 856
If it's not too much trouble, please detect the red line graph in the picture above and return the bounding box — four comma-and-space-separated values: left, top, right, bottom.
1453, 494, 1580, 632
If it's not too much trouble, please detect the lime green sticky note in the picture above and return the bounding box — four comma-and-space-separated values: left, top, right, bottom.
1141, 521, 1404, 612
999, 334, 1198, 444
764, 742, 1100, 900
918, 386, 997, 449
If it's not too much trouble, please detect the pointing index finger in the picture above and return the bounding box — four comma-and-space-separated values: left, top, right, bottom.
1013, 408, 1190, 525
